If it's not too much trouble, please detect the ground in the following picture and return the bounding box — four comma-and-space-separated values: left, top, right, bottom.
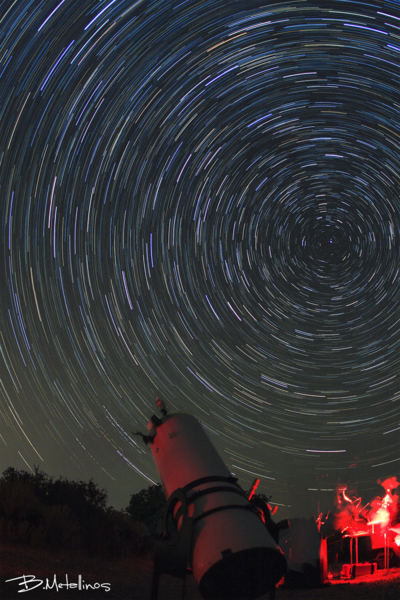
1, 541, 399, 600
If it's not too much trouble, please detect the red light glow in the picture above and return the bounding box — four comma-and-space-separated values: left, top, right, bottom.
331, 476, 400, 563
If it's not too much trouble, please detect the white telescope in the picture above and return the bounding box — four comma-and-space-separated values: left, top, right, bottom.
144, 401, 287, 599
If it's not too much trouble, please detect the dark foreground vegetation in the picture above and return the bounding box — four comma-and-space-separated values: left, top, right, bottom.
0, 466, 160, 560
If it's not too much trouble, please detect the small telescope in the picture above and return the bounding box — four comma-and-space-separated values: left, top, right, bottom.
140, 399, 287, 600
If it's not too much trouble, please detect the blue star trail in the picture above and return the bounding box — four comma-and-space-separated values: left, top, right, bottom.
0, 0, 399, 516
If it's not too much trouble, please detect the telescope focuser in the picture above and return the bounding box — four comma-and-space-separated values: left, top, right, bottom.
156, 397, 168, 416
132, 431, 155, 445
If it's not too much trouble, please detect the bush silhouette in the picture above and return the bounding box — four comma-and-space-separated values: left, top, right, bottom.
0, 479, 42, 543
125, 484, 167, 535
0, 466, 152, 559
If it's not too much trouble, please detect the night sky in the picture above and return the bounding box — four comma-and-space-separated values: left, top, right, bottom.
1, 0, 399, 520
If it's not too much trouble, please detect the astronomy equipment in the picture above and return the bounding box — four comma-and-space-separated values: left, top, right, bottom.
140, 399, 287, 600
278, 517, 328, 588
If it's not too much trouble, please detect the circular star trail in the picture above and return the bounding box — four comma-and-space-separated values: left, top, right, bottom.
1, 0, 399, 514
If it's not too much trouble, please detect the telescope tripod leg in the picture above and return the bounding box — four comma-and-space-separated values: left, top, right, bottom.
149, 510, 194, 600
150, 563, 189, 600
181, 574, 186, 600
150, 568, 160, 600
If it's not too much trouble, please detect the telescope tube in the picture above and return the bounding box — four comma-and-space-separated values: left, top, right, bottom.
148, 411, 286, 600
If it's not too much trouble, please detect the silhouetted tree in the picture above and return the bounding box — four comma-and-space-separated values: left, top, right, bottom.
1, 465, 107, 514
0, 466, 150, 558
126, 484, 167, 534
